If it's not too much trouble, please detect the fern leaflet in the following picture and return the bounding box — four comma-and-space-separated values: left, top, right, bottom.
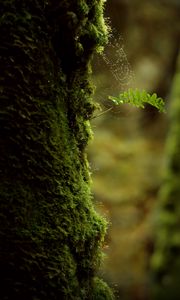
108, 88, 166, 112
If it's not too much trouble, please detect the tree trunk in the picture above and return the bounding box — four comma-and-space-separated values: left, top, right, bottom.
0, 1, 114, 299
151, 54, 180, 299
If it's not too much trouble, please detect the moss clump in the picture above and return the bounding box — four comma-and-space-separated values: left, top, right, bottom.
92, 277, 115, 300
0, 0, 113, 299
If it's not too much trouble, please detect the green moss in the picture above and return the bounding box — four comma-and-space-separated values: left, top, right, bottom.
77, 0, 90, 16
0, 0, 113, 299
92, 277, 115, 300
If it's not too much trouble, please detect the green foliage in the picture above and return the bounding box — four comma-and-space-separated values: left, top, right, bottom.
108, 88, 166, 112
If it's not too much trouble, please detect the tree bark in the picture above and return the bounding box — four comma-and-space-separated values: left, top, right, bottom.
151, 54, 180, 299
0, 1, 114, 299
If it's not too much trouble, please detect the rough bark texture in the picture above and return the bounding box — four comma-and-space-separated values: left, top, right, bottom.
151, 56, 180, 299
0, 1, 114, 299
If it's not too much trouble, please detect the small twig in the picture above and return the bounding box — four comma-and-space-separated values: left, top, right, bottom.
91, 107, 113, 119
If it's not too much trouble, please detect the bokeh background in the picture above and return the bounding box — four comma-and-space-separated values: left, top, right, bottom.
88, 0, 180, 299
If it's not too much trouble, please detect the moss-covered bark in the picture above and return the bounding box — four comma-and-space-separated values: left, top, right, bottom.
0, 1, 114, 299
151, 56, 180, 299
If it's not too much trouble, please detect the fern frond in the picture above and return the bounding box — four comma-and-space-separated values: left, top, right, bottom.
108, 88, 166, 112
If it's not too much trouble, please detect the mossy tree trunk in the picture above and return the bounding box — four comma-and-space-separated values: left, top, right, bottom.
0, 1, 114, 299
151, 55, 180, 299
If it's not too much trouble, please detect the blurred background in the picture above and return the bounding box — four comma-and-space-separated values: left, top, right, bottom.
89, 0, 180, 299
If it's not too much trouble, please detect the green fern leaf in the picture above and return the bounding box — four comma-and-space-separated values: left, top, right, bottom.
108, 88, 166, 113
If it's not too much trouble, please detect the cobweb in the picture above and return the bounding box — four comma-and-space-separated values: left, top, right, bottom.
101, 36, 134, 87
92, 35, 135, 118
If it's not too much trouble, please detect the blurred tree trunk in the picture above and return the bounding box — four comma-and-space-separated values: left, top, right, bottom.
0, 1, 114, 299
151, 53, 180, 299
